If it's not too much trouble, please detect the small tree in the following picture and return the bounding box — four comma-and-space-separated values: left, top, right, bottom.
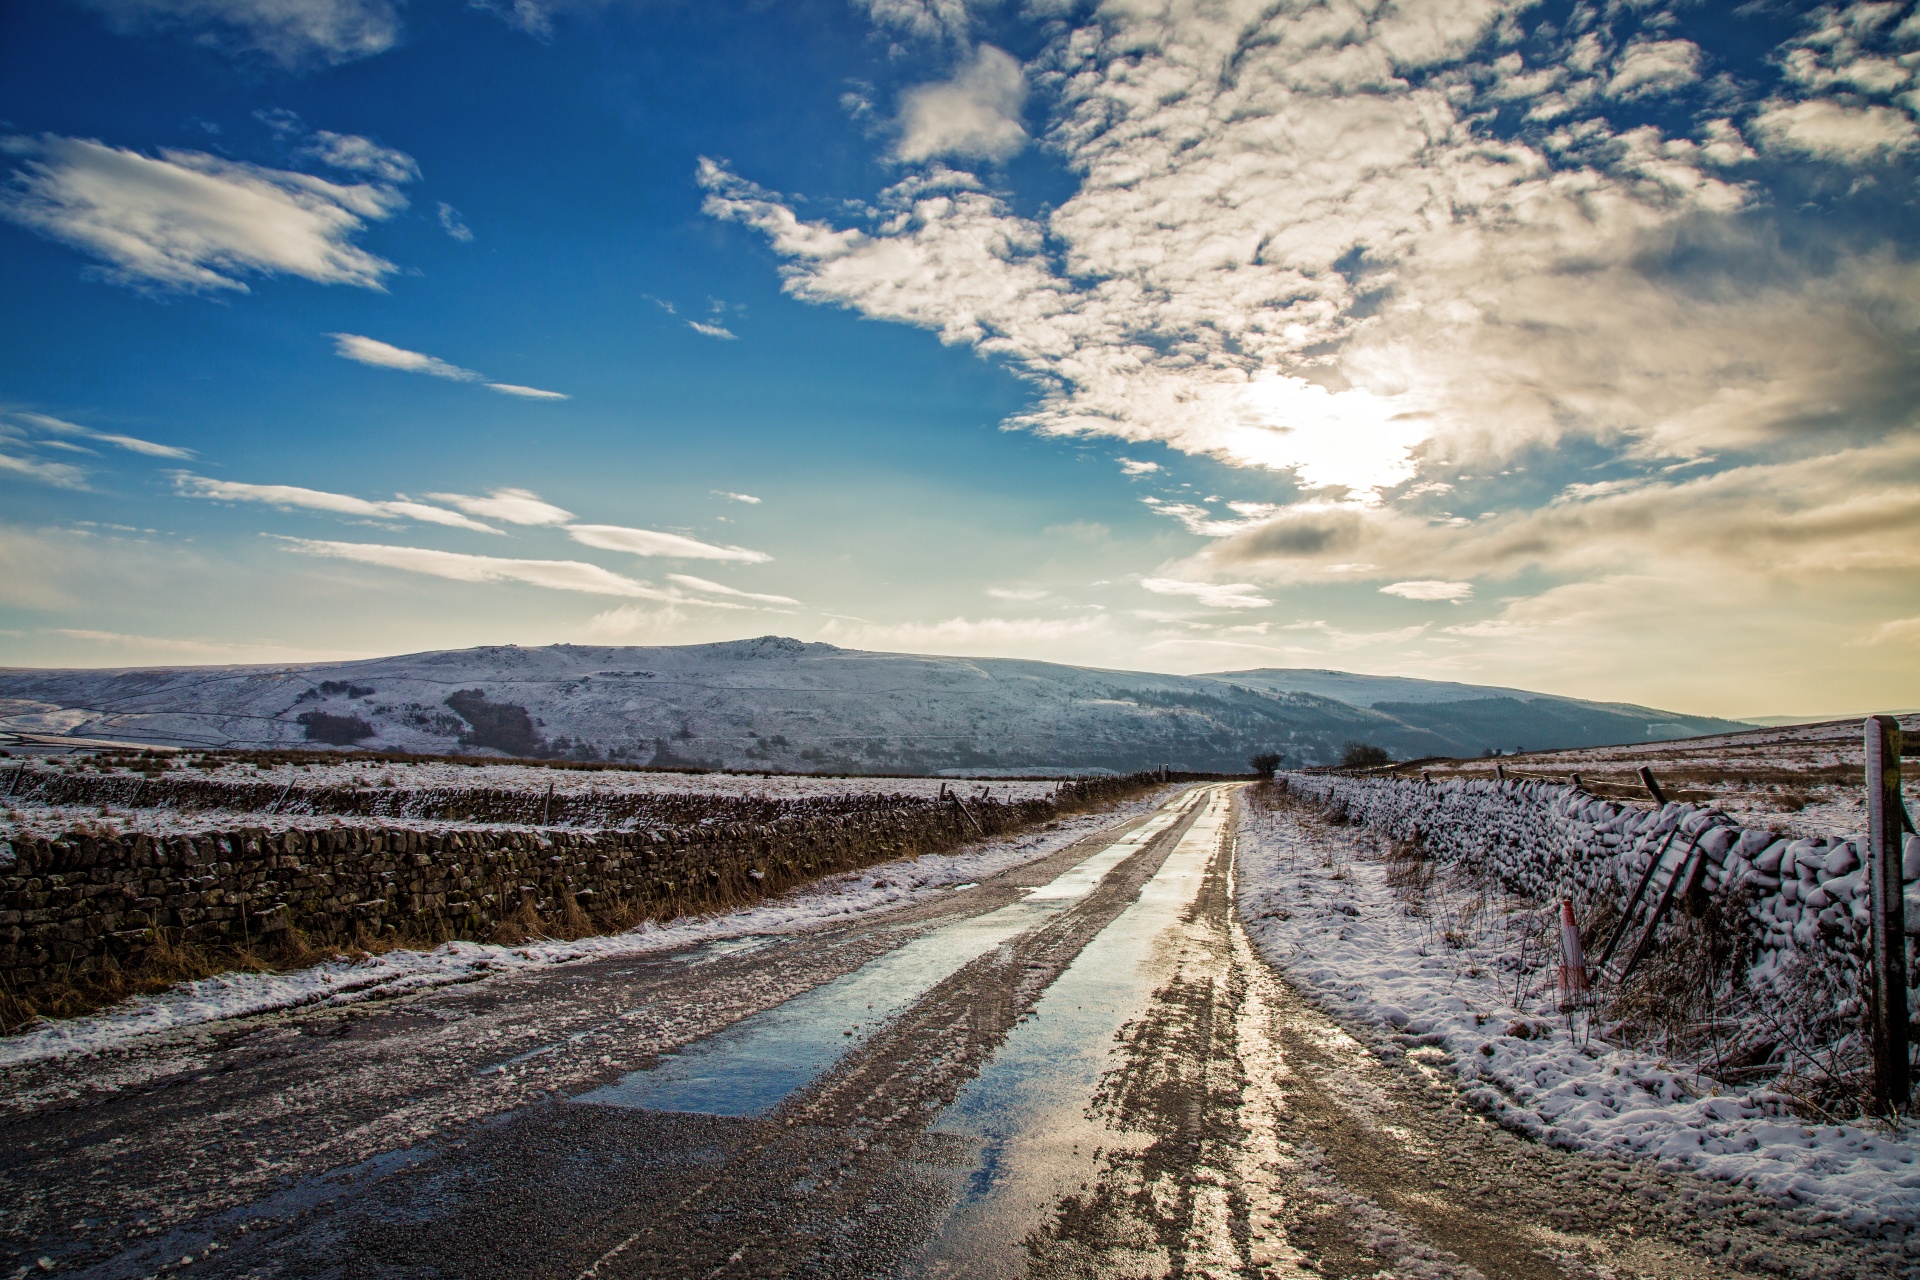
1248, 751, 1281, 780
1339, 741, 1392, 769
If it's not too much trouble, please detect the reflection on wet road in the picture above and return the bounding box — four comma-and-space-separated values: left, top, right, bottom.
914, 786, 1233, 1278
576, 791, 1202, 1117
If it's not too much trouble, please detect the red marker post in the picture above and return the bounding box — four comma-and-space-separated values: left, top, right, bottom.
1556, 898, 1590, 1014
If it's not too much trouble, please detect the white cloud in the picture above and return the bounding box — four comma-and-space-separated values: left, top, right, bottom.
1139, 578, 1271, 610
1861, 616, 1920, 647
298, 131, 419, 183
687, 320, 737, 339
818, 613, 1105, 653
1117, 458, 1159, 475
16, 412, 192, 459
0, 136, 404, 292
856, 0, 969, 44
330, 333, 477, 380
667, 573, 798, 606
1749, 98, 1920, 161
81, 0, 401, 68
1197, 435, 1920, 587
986, 586, 1048, 601
894, 45, 1028, 163
176, 475, 503, 534
0, 451, 89, 489
712, 490, 761, 504
1606, 40, 1701, 101
428, 487, 574, 526
567, 523, 772, 563
278, 537, 678, 598
1380, 579, 1474, 602
330, 334, 568, 399
704, 2, 1768, 496
437, 202, 473, 241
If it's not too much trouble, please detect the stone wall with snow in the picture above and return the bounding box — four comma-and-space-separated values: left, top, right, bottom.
1278, 773, 1920, 1012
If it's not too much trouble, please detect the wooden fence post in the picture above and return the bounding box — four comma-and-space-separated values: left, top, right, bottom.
1866, 714, 1910, 1112
1637, 766, 1667, 807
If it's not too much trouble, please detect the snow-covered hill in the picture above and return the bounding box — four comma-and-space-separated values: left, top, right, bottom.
0, 638, 1746, 772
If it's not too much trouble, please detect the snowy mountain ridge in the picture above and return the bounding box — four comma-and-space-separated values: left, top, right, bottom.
0, 637, 1747, 773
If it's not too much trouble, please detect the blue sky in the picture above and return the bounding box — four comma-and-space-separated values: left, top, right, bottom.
1, 1, 1917, 718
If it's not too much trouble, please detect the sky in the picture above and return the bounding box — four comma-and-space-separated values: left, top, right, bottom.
0, 0, 1916, 720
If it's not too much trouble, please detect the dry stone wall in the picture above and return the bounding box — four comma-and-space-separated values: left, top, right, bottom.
1281, 772, 1920, 1013
0, 772, 1179, 1000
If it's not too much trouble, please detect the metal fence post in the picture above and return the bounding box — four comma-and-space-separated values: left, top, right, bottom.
1866, 714, 1910, 1112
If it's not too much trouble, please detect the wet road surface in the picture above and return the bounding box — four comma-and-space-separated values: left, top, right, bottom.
3, 785, 1900, 1279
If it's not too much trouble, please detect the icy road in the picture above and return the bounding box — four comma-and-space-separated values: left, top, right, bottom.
1, 786, 1903, 1278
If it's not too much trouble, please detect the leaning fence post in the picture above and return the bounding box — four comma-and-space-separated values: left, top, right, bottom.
1866, 714, 1910, 1112
1637, 766, 1667, 807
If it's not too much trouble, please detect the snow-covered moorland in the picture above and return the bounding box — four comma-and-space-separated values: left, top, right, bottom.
1235, 789, 1920, 1227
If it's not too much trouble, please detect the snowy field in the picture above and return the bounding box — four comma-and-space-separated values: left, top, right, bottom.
1235, 791, 1920, 1229
1408, 714, 1920, 840
0, 754, 1067, 845
0, 790, 1173, 1068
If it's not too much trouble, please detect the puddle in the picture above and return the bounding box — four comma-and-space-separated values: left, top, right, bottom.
572, 792, 1203, 1119
910, 787, 1232, 1279
673, 934, 779, 965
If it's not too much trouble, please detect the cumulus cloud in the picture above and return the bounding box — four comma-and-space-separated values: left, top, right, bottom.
277, 538, 680, 598
567, 523, 772, 563
1117, 458, 1160, 476
176, 475, 504, 534
1380, 579, 1474, 602
0, 136, 404, 292
15, 412, 192, 458
428, 487, 574, 526
330, 334, 569, 399
894, 45, 1028, 163
856, 0, 969, 44
1606, 40, 1701, 101
1749, 98, 1920, 161
81, 0, 401, 68
1140, 578, 1271, 610
704, 3, 1788, 497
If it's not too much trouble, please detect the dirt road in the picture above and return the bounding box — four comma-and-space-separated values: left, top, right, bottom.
2, 786, 1903, 1278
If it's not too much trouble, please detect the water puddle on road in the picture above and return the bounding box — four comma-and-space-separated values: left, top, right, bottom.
911, 788, 1233, 1279
572, 792, 1203, 1118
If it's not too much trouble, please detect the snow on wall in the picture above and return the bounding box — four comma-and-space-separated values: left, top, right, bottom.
1279, 772, 1920, 1013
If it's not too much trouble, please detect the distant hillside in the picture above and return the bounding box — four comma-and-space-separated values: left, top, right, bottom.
0, 639, 1748, 773
1208, 668, 1749, 757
